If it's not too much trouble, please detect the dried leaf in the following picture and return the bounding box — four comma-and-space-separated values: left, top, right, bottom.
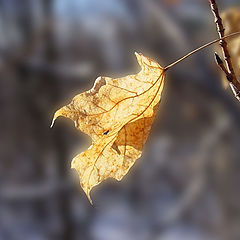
51, 53, 165, 203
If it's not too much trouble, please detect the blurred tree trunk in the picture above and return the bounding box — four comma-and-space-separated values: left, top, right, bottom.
41, 0, 74, 239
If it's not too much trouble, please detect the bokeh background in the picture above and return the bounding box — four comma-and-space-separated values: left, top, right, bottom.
1, 0, 240, 239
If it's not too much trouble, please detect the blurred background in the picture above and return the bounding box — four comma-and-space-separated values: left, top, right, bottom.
1, 0, 240, 239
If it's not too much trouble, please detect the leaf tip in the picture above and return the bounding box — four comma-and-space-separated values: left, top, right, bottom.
71, 159, 94, 205
50, 108, 66, 128
50, 118, 55, 128
135, 52, 145, 68
134, 51, 142, 56
88, 195, 93, 205
135, 52, 161, 70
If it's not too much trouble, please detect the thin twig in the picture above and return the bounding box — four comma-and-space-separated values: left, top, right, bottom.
209, 0, 240, 101
164, 32, 240, 70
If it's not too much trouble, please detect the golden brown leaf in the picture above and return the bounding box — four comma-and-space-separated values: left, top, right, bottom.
51, 53, 165, 203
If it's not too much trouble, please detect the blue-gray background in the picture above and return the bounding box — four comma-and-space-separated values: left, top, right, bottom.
0, 0, 240, 239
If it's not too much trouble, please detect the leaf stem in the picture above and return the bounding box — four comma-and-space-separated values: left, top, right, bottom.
164, 31, 240, 71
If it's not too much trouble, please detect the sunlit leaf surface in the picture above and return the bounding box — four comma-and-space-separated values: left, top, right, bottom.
51, 53, 165, 203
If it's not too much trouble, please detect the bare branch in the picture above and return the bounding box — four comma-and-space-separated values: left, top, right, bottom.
209, 0, 240, 100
